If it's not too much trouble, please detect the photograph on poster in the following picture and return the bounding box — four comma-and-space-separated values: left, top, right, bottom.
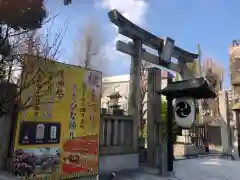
13, 147, 60, 178
18, 121, 61, 145
13, 57, 101, 179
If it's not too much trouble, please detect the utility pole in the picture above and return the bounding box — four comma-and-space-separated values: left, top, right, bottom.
196, 43, 203, 124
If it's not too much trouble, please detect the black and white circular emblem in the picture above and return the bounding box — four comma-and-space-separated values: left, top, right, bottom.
174, 98, 196, 128
175, 101, 191, 118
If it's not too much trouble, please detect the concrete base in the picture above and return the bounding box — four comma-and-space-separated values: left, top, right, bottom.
99, 153, 139, 174
0, 172, 98, 180
174, 144, 206, 157
185, 145, 206, 155
0, 154, 139, 180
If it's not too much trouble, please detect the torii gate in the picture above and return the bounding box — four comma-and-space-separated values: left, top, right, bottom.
108, 9, 215, 174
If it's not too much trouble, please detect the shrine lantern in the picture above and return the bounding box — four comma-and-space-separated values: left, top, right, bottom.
107, 92, 123, 115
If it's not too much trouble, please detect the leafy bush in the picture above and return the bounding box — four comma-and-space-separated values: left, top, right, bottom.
142, 100, 181, 144
161, 100, 181, 143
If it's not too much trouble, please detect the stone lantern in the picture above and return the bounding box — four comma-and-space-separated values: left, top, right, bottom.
107, 92, 123, 115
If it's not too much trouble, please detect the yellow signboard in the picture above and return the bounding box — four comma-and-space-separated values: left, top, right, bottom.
13, 55, 101, 179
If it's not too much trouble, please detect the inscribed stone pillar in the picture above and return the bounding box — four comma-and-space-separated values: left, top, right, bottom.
218, 91, 231, 153
128, 39, 142, 152
147, 67, 163, 174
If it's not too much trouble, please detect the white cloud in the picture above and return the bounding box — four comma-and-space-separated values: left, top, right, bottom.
100, 0, 148, 41
100, 0, 148, 26
98, 0, 149, 74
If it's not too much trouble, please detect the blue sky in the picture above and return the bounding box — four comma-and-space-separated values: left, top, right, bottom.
44, 0, 240, 89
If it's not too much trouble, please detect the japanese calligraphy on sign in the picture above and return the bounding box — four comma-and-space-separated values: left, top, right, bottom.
14, 55, 102, 179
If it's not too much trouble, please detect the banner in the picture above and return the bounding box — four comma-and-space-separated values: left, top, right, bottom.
13, 56, 101, 179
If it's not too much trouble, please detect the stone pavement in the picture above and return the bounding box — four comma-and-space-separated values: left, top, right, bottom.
174, 157, 240, 180
0, 171, 16, 180
99, 170, 177, 180
0, 171, 176, 180
101, 156, 240, 180
1, 157, 240, 180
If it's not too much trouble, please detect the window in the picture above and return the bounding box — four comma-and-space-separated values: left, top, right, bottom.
125, 84, 129, 94
122, 103, 128, 110
114, 84, 120, 92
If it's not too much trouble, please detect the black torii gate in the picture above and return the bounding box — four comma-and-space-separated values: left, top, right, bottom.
108, 9, 215, 174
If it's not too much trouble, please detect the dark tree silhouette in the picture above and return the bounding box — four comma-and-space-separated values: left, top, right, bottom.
0, 0, 47, 30
64, 0, 72, 5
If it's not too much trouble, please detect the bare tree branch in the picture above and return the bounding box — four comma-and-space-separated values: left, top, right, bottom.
201, 57, 224, 118
0, 17, 68, 117
72, 18, 109, 76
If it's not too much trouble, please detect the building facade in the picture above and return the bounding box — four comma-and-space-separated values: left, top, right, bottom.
229, 40, 240, 158
101, 71, 169, 114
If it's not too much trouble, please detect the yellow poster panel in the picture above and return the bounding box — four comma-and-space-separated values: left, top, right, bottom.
13, 56, 101, 179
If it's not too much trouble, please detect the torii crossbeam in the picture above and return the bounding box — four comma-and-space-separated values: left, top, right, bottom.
108, 9, 215, 174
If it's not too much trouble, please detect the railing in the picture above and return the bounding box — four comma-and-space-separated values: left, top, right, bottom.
191, 124, 206, 147
206, 125, 222, 147
99, 115, 135, 155
191, 124, 222, 148
176, 125, 207, 147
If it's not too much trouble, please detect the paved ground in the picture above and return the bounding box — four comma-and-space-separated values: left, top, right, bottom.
1, 157, 240, 180
174, 157, 240, 180
106, 157, 240, 180
100, 172, 176, 180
